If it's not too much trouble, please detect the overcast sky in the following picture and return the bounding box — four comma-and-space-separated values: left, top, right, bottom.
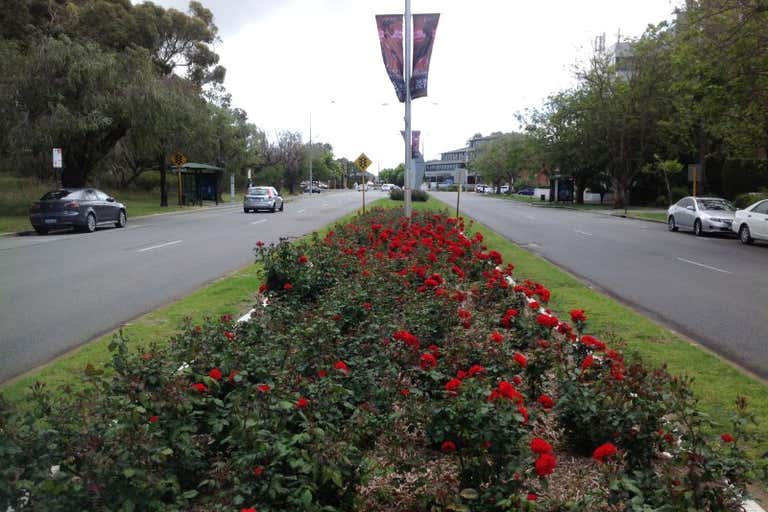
138, 0, 681, 172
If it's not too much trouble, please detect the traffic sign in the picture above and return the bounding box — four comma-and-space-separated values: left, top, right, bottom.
172, 152, 188, 168
355, 153, 372, 171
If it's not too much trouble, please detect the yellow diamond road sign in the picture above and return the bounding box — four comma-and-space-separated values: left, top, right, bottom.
172, 152, 188, 168
355, 153, 372, 171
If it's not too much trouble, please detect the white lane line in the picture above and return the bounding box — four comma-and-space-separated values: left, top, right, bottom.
522, 214, 536, 220
676, 257, 732, 275
575, 229, 593, 236
250, 219, 267, 225
323, 203, 329, 207
138, 240, 182, 253
297, 209, 306, 214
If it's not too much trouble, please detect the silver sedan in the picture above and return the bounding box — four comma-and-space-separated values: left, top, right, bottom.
667, 196, 736, 236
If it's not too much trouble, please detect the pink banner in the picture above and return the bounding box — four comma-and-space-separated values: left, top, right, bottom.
411, 13, 439, 99
401, 130, 421, 158
376, 15, 406, 103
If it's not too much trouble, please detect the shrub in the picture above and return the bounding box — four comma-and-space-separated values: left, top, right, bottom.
733, 191, 768, 208
670, 186, 688, 203
389, 189, 428, 201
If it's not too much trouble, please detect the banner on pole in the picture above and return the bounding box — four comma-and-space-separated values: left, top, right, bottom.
411, 13, 439, 99
400, 130, 421, 158
52, 148, 62, 169
376, 15, 406, 103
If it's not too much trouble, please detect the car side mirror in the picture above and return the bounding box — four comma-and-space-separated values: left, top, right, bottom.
107, 197, 115, 202
686, 205, 694, 211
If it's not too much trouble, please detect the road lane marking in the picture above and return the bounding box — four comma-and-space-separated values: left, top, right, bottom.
575, 230, 593, 236
250, 219, 267, 225
676, 257, 732, 275
138, 240, 182, 252
297, 209, 306, 214
522, 214, 536, 220
323, 203, 329, 207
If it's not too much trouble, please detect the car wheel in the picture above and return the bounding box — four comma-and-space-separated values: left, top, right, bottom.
271, 203, 276, 213
84, 212, 96, 233
739, 224, 753, 244
34, 226, 47, 235
279, 201, 284, 211
244, 208, 250, 213
668, 216, 678, 232
116, 210, 127, 228
693, 219, 704, 236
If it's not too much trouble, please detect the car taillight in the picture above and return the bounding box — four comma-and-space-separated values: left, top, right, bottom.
64, 201, 79, 209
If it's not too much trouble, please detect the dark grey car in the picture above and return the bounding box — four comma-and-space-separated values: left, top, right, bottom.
29, 188, 127, 235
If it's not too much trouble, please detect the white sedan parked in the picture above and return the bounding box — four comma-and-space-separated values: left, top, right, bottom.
732, 199, 768, 244
667, 196, 736, 236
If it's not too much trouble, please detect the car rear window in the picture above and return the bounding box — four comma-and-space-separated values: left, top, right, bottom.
40, 190, 81, 200
248, 187, 270, 196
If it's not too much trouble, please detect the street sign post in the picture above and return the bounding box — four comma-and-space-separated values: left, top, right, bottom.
52, 148, 63, 186
355, 153, 372, 214
172, 152, 188, 206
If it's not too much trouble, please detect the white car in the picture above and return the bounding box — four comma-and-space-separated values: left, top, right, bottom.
732, 198, 768, 244
381, 183, 399, 192
667, 196, 736, 236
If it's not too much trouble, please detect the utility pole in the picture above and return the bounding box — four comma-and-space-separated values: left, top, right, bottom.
403, 0, 413, 219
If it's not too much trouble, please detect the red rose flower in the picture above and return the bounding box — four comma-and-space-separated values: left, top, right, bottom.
428, 344, 440, 356
256, 240, 264, 247
283, 283, 293, 290
241, 508, 258, 512
224, 331, 235, 340
517, 404, 529, 423
512, 375, 523, 385
592, 442, 618, 463
468, 364, 485, 376
537, 394, 555, 409
721, 433, 734, 443
362, 302, 372, 310
252, 466, 264, 477
530, 437, 553, 454
149, 415, 159, 423
514, 352, 528, 368
490, 331, 504, 343
258, 283, 268, 293
295, 397, 309, 409
208, 368, 222, 381
581, 355, 594, 372
441, 440, 456, 452
419, 352, 437, 369
191, 382, 207, 393
399, 388, 410, 396
317, 370, 328, 378
527, 493, 537, 501
228, 370, 239, 383
298, 255, 308, 264
534, 453, 557, 476
257, 384, 271, 392
445, 378, 462, 392
570, 309, 587, 323
333, 360, 350, 374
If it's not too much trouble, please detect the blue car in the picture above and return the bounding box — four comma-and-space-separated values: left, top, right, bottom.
516, 186, 535, 196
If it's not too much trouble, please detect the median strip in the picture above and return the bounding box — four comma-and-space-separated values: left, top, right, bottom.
137, 239, 182, 252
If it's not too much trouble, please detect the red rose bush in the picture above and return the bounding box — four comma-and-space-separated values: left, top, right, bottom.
0, 209, 757, 511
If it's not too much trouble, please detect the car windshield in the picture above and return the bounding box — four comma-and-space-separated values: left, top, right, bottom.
40, 190, 80, 201
697, 199, 734, 211
248, 187, 270, 196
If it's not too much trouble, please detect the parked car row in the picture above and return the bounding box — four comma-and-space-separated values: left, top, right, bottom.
667, 196, 768, 244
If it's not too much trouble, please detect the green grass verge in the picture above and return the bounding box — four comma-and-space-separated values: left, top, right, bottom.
624, 211, 667, 222
1, 264, 263, 402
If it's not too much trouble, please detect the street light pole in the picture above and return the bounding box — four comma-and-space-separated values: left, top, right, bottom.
403, 0, 413, 219
309, 112, 313, 194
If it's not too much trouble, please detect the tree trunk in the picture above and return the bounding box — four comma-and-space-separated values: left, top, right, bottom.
159, 154, 168, 207
663, 172, 672, 206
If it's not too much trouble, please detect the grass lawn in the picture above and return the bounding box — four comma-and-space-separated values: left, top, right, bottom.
623, 211, 667, 222
3, 194, 766, 460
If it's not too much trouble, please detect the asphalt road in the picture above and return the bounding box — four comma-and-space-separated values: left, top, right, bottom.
0, 190, 383, 383
432, 192, 768, 380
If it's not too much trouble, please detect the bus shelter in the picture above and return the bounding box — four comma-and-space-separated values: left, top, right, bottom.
171, 163, 224, 205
